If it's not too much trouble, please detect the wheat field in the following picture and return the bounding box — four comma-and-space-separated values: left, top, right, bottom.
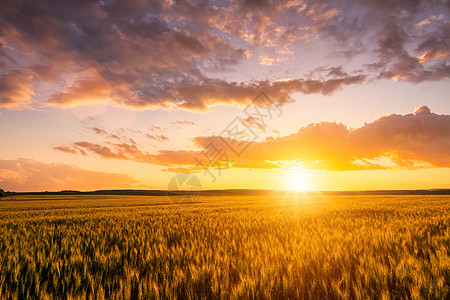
0, 194, 449, 299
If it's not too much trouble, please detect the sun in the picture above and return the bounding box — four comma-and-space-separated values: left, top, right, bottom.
287, 173, 310, 191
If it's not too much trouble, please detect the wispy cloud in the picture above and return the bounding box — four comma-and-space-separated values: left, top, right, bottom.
171, 120, 196, 128
145, 134, 169, 142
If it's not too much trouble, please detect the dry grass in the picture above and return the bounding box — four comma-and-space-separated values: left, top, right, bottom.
0, 194, 449, 299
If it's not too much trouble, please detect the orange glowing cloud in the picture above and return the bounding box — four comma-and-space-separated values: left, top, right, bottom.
47, 68, 112, 107
0, 70, 34, 109
0, 158, 138, 192
54, 106, 450, 172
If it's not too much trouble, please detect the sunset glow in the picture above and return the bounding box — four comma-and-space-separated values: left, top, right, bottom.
286, 173, 311, 192
0, 0, 449, 192
1, 2, 450, 298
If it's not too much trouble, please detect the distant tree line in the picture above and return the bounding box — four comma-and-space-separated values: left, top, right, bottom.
0, 189, 16, 197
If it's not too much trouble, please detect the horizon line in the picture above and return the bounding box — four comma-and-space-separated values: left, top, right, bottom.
3, 188, 450, 196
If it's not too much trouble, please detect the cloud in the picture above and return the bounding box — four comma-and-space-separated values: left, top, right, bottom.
415, 18, 432, 28
73, 142, 126, 160
54, 106, 450, 172
369, 19, 450, 83
168, 74, 366, 110
90, 127, 108, 136
0, 69, 34, 109
0, 158, 137, 192
55, 140, 197, 166
56, 141, 157, 164
257, 55, 279, 66
1, 0, 448, 111
149, 125, 164, 132
0, 0, 249, 110
88, 126, 122, 141
415, 14, 445, 28
156, 106, 450, 171
171, 120, 196, 127
242, 116, 268, 131
416, 21, 450, 63
145, 134, 169, 142
53, 146, 78, 154
80, 122, 170, 145
47, 68, 112, 107
351, 106, 450, 167
237, 105, 450, 170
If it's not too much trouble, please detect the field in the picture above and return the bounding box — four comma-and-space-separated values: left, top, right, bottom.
0, 194, 449, 299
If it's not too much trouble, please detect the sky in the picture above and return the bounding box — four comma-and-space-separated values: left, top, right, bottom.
1, 0, 450, 192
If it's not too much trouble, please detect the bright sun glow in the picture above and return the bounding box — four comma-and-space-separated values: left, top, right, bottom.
287, 173, 310, 191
